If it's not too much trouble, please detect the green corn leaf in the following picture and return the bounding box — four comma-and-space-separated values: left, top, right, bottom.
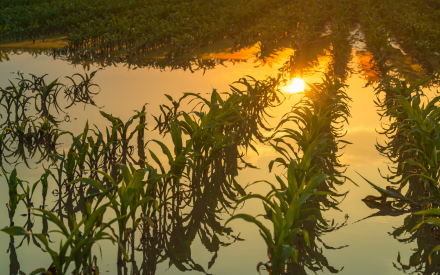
150, 140, 174, 165
170, 122, 183, 156
84, 202, 110, 236
414, 209, 440, 216
69, 177, 104, 191
118, 164, 133, 185
303, 229, 311, 247
429, 245, 440, 265
32, 208, 69, 237
282, 244, 299, 263
29, 268, 50, 275
302, 173, 327, 194
1, 226, 31, 236
223, 214, 274, 247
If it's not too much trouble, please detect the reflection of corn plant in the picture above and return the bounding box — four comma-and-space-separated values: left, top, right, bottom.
1, 115, 65, 169
64, 69, 101, 108
15, 171, 52, 254
224, 151, 329, 275
23, 74, 64, 125
384, 205, 440, 273
0, 71, 103, 174
0, 79, 32, 126
35, 117, 71, 162
1, 200, 126, 275
2, 168, 27, 226
0, 128, 9, 169
409, 209, 440, 266
5, 117, 34, 168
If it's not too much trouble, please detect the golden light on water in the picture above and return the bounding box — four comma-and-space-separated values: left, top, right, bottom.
286, 78, 305, 94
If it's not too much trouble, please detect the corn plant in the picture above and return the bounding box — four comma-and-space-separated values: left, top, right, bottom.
2, 168, 27, 226
405, 208, 440, 270
2, 197, 126, 275
270, 74, 353, 209
222, 75, 352, 274
70, 164, 161, 263
328, 0, 355, 78
374, 77, 436, 202
224, 150, 329, 275
100, 105, 147, 165
358, 0, 396, 77
363, 76, 440, 273
379, 0, 440, 75
278, 0, 330, 79
149, 80, 287, 206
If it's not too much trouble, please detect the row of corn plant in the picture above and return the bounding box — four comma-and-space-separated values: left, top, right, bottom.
0, 0, 294, 58
0, 66, 292, 273
0, 69, 356, 274
365, 76, 440, 272
232, 0, 301, 53
0, 41, 314, 273
269, 75, 352, 273
74, 0, 287, 58
0, 0, 151, 43
2, 182, 129, 275
68, 75, 286, 270
357, 0, 396, 77
224, 74, 353, 274
377, 0, 440, 75
116, 74, 290, 272
278, 0, 331, 79
0, 72, 148, 272
373, 77, 434, 202
0, 0, 343, 63
2, 128, 160, 273
327, 0, 355, 79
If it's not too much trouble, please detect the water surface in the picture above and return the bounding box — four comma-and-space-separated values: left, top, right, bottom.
0, 35, 434, 274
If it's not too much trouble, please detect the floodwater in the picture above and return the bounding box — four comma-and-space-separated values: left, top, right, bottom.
0, 33, 435, 275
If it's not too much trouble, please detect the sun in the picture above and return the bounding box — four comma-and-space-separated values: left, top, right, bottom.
286, 78, 305, 94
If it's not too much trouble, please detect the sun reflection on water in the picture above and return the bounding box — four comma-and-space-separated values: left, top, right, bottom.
286, 78, 305, 94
